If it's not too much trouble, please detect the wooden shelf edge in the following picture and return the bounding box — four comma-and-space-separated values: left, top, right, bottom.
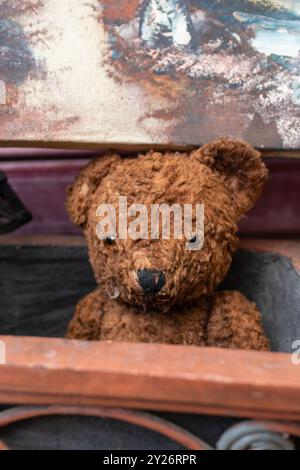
0, 336, 299, 421
0, 142, 299, 157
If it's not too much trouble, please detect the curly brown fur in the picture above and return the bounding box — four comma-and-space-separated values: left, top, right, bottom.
66, 138, 269, 351
67, 288, 209, 345
66, 288, 268, 351
206, 291, 269, 350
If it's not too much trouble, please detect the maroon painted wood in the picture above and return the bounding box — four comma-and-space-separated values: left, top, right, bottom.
1, 157, 300, 237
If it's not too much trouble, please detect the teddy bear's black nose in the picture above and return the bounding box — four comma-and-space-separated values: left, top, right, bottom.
137, 269, 165, 294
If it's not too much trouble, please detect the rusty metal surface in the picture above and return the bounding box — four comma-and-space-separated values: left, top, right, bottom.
217, 420, 298, 450
0, 405, 212, 450
0, 406, 299, 450
0, 1, 299, 149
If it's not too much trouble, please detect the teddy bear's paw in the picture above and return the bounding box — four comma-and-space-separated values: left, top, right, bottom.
66, 289, 105, 341
206, 290, 270, 351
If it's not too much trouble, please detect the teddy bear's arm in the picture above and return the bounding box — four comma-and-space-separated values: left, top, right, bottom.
206, 291, 269, 351
66, 289, 104, 341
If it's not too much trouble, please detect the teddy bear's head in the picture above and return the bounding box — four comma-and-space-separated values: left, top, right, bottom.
67, 139, 267, 312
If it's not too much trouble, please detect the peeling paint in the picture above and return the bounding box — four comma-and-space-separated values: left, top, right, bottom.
0, 0, 298, 148
103, 0, 300, 148
292, 80, 300, 104
0, 1, 41, 86
140, 0, 196, 47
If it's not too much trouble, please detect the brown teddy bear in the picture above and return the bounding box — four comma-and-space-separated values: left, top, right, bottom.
66, 139, 269, 350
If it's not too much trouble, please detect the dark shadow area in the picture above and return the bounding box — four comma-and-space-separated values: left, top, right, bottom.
0, 244, 299, 352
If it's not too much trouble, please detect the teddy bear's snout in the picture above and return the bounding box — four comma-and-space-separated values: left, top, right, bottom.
137, 269, 165, 295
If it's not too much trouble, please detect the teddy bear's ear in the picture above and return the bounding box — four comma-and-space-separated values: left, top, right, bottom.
192, 138, 268, 218
66, 154, 120, 227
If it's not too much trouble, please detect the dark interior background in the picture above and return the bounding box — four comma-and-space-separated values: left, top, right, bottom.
0, 244, 299, 353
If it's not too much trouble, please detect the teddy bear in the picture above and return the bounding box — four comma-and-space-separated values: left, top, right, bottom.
66, 138, 269, 350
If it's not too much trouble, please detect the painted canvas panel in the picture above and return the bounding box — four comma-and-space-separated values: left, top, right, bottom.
0, 1, 299, 149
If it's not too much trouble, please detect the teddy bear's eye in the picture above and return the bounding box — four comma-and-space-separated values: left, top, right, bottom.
189, 235, 197, 243
104, 236, 116, 246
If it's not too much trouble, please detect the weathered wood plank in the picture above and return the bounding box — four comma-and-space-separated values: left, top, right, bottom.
0, 336, 299, 420
2, 158, 300, 237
